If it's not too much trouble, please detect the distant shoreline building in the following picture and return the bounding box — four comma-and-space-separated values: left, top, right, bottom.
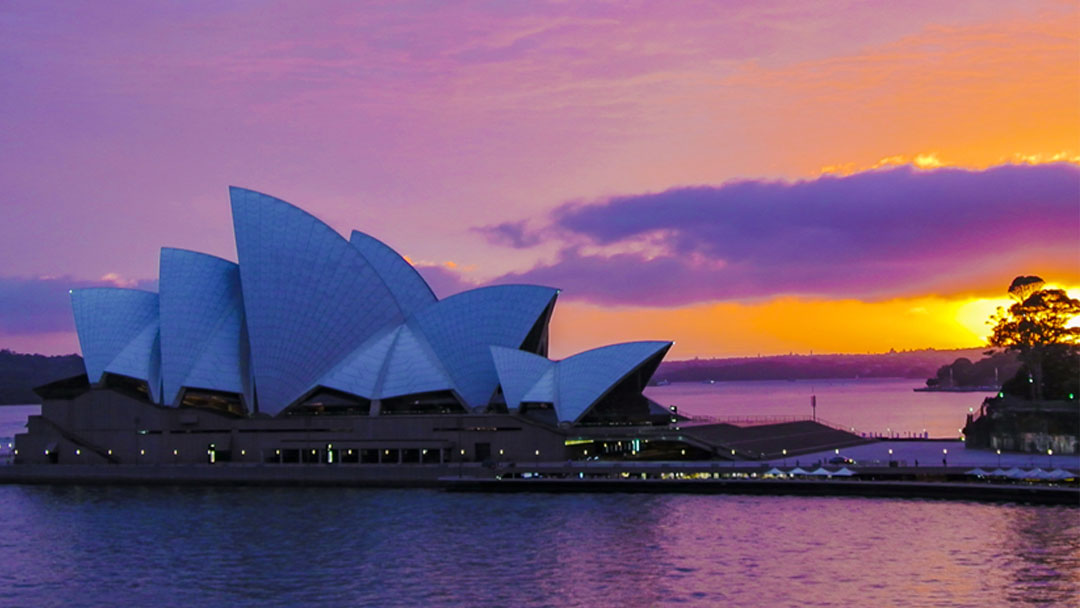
964, 395, 1079, 454
16, 188, 865, 472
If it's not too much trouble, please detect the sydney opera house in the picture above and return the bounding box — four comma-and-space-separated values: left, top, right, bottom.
16, 188, 867, 476
15, 188, 682, 467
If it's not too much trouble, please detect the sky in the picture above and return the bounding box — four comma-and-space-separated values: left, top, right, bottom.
1, 1, 1078, 359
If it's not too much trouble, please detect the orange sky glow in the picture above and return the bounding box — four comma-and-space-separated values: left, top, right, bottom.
0, 2, 1077, 359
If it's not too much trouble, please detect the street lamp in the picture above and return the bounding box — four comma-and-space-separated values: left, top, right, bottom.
782, 448, 787, 466
942, 448, 948, 467
1047, 448, 1053, 468
996, 448, 1001, 468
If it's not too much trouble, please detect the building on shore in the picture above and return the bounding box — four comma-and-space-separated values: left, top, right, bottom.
964, 395, 1079, 454
16, 188, 866, 471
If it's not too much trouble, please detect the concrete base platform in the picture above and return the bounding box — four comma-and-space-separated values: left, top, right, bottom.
0, 463, 485, 487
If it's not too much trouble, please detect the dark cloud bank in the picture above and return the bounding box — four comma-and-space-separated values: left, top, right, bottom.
0, 276, 157, 338
480, 163, 1080, 306
4, 163, 1077, 342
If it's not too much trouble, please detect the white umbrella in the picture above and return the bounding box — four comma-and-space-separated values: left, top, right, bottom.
989, 468, 1009, 478
787, 467, 810, 476
832, 467, 855, 477
764, 467, 786, 477
1047, 469, 1076, 480
808, 467, 833, 476
965, 468, 989, 477
1005, 467, 1032, 479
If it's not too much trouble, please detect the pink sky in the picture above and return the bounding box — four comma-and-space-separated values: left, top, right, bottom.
1, 1, 1077, 358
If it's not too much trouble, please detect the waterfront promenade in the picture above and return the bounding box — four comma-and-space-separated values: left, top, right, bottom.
1, 439, 1075, 505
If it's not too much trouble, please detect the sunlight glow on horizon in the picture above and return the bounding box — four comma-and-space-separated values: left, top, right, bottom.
0, 2, 1076, 358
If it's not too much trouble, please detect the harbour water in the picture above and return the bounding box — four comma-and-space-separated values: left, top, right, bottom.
645, 378, 993, 438
0, 486, 1076, 607
0, 382, 1075, 606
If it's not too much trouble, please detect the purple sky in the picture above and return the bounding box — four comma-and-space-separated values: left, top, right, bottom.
476, 164, 1080, 305
1, 1, 1077, 356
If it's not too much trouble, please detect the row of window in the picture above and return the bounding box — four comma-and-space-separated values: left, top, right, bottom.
262, 446, 446, 464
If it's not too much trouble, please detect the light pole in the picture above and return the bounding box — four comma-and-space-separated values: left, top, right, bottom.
782, 449, 787, 467
1047, 448, 1053, 469
942, 448, 948, 468
996, 448, 1001, 468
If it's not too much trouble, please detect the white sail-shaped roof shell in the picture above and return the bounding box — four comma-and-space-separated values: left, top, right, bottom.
315, 326, 400, 399
521, 367, 557, 404
490, 347, 554, 410
314, 324, 455, 401
556, 341, 670, 423
159, 248, 251, 407
230, 187, 406, 414
350, 231, 437, 318
412, 285, 558, 409
69, 187, 671, 421
377, 324, 455, 399
103, 319, 162, 403
71, 288, 160, 388
492, 341, 672, 424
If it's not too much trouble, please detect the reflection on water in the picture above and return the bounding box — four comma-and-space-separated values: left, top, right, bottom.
645, 378, 994, 438
0, 486, 1075, 607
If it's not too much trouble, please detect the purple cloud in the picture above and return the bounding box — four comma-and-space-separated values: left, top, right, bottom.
0, 275, 157, 337
472, 220, 544, 249
487, 164, 1080, 305
414, 264, 479, 299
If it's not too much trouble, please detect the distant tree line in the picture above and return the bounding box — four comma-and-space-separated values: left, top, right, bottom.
655, 348, 988, 383
0, 349, 84, 404
925, 351, 1020, 389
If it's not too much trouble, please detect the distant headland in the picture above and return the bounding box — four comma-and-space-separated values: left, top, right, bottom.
652, 348, 989, 384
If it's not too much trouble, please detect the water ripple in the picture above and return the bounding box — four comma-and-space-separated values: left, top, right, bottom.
0, 487, 1076, 607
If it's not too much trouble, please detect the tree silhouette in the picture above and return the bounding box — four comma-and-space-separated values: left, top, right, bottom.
1007, 275, 1045, 302
989, 278, 1080, 401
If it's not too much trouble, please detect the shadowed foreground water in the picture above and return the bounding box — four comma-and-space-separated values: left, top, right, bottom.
0, 486, 1076, 607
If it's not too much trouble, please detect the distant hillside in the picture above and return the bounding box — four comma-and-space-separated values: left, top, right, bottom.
0, 350, 84, 404
0, 347, 995, 401
654, 348, 989, 383
927, 351, 1020, 388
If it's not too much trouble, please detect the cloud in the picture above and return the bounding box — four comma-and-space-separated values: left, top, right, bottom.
487, 163, 1080, 306
0, 275, 157, 337
414, 264, 480, 299
472, 220, 544, 248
